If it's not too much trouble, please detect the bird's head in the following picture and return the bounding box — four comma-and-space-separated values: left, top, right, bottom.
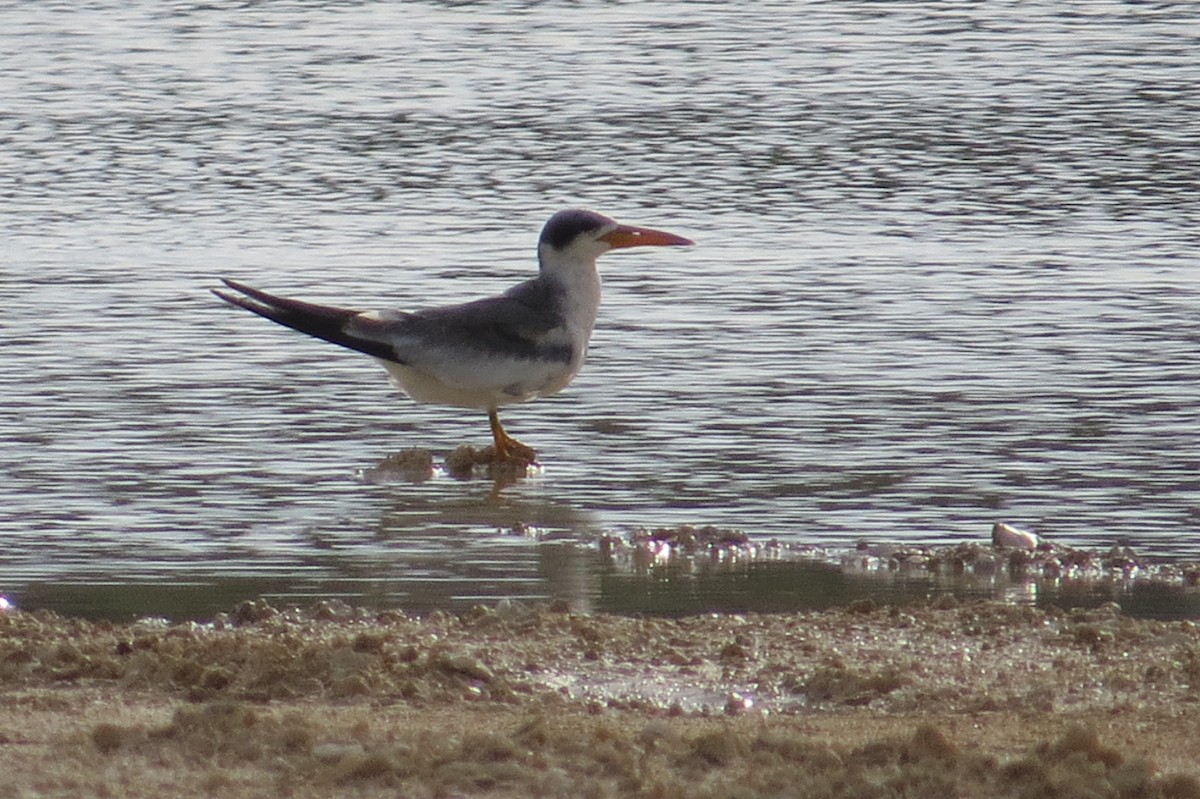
537, 209, 693, 272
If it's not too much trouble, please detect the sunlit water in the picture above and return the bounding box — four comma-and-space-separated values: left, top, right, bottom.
2, 1, 1199, 619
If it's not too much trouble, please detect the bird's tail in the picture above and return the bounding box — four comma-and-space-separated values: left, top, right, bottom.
212, 279, 398, 361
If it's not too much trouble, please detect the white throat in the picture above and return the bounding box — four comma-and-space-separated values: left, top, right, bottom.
541, 248, 603, 341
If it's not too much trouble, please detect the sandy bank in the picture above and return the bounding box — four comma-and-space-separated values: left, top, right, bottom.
2, 599, 1199, 797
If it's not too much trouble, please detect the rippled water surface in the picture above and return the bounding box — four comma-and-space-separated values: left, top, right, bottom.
3, 1, 1199, 618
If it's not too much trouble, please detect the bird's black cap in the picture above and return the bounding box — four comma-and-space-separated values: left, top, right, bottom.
539, 209, 615, 251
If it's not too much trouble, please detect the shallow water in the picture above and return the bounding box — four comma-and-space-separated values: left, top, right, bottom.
2, 1, 1199, 619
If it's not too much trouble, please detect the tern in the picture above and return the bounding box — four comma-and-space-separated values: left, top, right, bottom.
213, 209, 693, 463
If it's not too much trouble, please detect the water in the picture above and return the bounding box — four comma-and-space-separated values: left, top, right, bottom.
3, 1, 1199, 619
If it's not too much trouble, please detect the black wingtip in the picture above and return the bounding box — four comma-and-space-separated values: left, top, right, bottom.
208, 279, 399, 363
215, 278, 285, 308
212, 287, 249, 311
220, 277, 258, 294
212, 281, 266, 314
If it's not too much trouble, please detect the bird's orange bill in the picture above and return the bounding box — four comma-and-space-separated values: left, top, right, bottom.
600, 224, 694, 249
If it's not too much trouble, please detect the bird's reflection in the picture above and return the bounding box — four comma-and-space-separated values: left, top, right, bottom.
343, 470, 604, 612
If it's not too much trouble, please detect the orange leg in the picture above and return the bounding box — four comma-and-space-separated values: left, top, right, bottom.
488, 409, 538, 463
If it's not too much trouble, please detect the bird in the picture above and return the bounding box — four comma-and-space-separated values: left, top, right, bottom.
212, 209, 693, 464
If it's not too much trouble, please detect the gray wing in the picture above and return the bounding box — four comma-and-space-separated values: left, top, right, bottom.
376, 278, 572, 364
214, 277, 573, 367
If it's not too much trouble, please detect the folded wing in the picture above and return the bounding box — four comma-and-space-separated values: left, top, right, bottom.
213, 278, 576, 392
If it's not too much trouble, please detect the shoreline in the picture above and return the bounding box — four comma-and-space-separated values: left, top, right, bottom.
9, 533, 1200, 625
3, 599, 1200, 797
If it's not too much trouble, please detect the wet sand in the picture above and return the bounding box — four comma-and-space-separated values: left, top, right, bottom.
2, 599, 1200, 798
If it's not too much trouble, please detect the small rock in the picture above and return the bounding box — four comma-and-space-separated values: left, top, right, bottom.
433, 652, 494, 683
992, 522, 1039, 550
724, 692, 753, 716
91, 723, 126, 753
312, 742, 366, 763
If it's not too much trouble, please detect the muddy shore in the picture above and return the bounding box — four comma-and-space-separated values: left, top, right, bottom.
2, 598, 1200, 797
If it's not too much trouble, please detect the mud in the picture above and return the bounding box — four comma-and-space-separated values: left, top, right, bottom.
2, 599, 1200, 797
